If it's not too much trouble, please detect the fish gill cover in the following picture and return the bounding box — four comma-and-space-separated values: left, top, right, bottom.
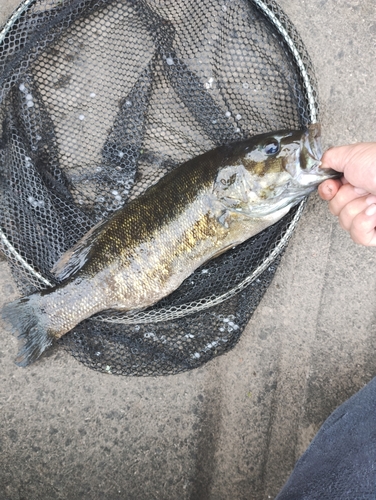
0, 0, 318, 375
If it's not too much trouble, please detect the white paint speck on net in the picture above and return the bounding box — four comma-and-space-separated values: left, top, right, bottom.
78, 114, 85, 120
205, 77, 214, 89
144, 332, 157, 340
204, 340, 220, 351
28, 197, 45, 209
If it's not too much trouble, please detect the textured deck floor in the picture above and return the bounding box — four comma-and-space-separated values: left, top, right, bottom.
1, 1, 376, 499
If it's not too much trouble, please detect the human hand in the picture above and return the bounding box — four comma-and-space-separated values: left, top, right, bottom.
318, 143, 376, 246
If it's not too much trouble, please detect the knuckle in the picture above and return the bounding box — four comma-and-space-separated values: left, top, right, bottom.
350, 228, 368, 246
328, 187, 353, 215
328, 201, 340, 216
352, 215, 370, 232
338, 215, 350, 231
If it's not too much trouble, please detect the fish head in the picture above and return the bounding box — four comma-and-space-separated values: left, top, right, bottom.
284, 123, 339, 188
214, 124, 340, 217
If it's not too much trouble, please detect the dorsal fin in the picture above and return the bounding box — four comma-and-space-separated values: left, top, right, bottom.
51, 218, 108, 281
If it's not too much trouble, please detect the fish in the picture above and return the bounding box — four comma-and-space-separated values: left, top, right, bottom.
2, 124, 338, 366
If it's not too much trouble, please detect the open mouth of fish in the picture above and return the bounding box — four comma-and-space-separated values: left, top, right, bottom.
296, 124, 339, 187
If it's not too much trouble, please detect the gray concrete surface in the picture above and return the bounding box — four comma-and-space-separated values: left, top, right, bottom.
1, 1, 376, 499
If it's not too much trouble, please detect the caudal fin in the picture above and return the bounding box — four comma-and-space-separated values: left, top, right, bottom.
2, 296, 54, 367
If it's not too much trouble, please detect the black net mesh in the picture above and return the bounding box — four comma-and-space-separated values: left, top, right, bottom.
0, 0, 318, 375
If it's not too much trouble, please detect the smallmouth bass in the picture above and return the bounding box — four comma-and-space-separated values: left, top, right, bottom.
3, 124, 338, 366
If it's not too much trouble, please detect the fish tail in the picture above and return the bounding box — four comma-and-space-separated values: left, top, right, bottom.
2, 294, 54, 367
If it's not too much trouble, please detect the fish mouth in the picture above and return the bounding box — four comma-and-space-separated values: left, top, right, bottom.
305, 123, 322, 164
297, 123, 340, 187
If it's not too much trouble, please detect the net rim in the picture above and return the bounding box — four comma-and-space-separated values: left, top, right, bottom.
0, 0, 36, 45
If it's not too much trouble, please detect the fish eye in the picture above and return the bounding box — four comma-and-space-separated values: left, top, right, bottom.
263, 141, 280, 155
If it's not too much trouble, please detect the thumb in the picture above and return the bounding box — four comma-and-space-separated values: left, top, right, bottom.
321, 143, 376, 193
321, 145, 355, 173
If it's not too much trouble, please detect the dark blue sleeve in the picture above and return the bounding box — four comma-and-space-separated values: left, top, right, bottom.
276, 376, 376, 500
